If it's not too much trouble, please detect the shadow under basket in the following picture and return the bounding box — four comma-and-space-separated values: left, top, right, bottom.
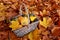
13, 21, 39, 37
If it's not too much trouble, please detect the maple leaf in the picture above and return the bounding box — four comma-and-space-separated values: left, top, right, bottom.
9, 19, 22, 30
28, 32, 33, 40
40, 9, 47, 16
28, 28, 40, 40
39, 17, 52, 28
32, 28, 40, 40
18, 16, 29, 25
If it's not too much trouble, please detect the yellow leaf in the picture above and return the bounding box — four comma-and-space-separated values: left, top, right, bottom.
28, 28, 40, 40
32, 28, 40, 40
0, 12, 5, 21
9, 19, 22, 30
18, 16, 29, 25
40, 17, 52, 28
28, 32, 33, 40
43, 9, 47, 15
0, 3, 6, 11
30, 16, 36, 22
40, 9, 47, 16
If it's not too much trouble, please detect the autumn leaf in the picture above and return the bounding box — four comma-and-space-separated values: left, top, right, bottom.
28, 28, 40, 40
0, 12, 6, 21
39, 17, 52, 28
18, 16, 29, 25
28, 32, 33, 40
43, 9, 47, 15
32, 28, 40, 40
40, 9, 47, 16
9, 19, 22, 30
0, 3, 6, 11
30, 14, 37, 22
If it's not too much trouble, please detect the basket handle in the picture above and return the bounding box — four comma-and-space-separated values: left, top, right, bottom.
19, 3, 28, 15
19, 3, 30, 24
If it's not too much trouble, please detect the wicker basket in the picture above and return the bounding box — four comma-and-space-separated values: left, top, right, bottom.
13, 21, 39, 37
12, 3, 39, 37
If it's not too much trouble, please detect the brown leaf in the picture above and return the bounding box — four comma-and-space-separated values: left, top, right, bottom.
0, 31, 8, 40
52, 27, 60, 36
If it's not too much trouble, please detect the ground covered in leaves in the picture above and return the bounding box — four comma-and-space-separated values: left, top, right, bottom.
0, 0, 60, 40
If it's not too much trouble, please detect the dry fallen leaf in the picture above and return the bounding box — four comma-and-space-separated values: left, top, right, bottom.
18, 16, 29, 26
43, 9, 47, 15
0, 12, 6, 21
28, 32, 33, 40
39, 17, 52, 28
0, 3, 6, 11
52, 27, 60, 36
40, 9, 47, 16
28, 28, 40, 40
32, 28, 40, 40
